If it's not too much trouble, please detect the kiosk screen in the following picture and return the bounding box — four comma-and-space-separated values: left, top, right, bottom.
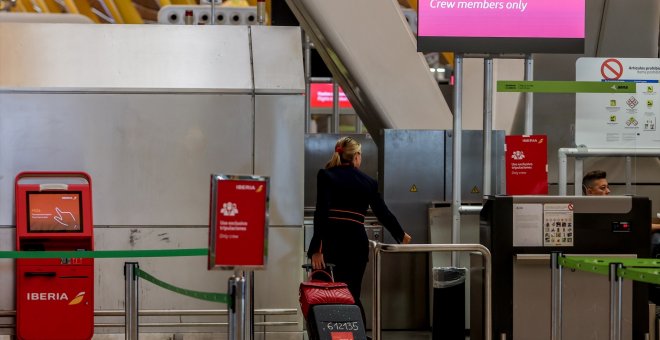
27, 192, 83, 232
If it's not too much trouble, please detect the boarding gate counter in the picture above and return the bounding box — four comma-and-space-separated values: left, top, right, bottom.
15, 172, 94, 340
473, 195, 652, 340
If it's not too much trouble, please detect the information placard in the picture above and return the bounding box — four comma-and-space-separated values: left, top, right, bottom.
505, 135, 548, 195
576, 58, 660, 148
208, 174, 269, 270
512, 203, 543, 247
543, 203, 574, 247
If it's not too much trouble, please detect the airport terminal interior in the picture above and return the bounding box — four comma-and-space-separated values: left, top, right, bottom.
1, 0, 660, 339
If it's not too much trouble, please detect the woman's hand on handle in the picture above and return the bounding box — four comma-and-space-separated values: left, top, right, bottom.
311, 252, 325, 270
402, 233, 412, 244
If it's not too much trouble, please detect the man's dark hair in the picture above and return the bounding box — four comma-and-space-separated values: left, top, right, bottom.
582, 170, 607, 195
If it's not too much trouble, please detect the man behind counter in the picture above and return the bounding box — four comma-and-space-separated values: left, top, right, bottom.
582, 170, 610, 196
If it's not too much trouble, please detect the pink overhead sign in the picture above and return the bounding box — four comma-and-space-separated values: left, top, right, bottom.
418, 0, 584, 38
416, 0, 585, 53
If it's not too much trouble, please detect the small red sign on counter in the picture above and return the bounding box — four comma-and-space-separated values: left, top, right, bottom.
208, 175, 269, 270
505, 135, 548, 195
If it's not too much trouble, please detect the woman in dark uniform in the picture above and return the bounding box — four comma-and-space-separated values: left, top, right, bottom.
308, 136, 412, 323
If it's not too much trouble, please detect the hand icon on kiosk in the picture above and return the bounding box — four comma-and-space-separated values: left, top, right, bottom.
54, 206, 79, 230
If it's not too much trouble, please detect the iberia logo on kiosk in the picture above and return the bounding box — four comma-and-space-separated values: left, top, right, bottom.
27, 291, 86, 305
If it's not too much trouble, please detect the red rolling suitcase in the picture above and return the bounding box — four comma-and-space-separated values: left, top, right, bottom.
299, 264, 354, 319
299, 264, 366, 340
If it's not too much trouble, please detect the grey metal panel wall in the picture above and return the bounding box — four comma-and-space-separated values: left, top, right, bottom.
380, 130, 446, 330
255, 95, 305, 226
0, 229, 14, 313
444, 130, 505, 202
0, 24, 306, 336
381, 130, 446, 243
0, 93, 254, 226
251, 26, 305, 94
0, 24, 253, 92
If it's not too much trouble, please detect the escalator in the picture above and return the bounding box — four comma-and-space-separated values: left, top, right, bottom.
286, 0, 453, 146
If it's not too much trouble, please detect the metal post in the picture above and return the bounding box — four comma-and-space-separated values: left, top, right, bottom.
256, 0, 265, 25
551, 252, 563, 340
228, 272, 247, 340
124, 262, 139, 340
372, 242, 382, 340
625, 156, 632, 194
246, 271, 254, 340
524, 54, 534, 134
574, 158, 583, 196
228, 276, 235, 339
558, 148, 568, 196
304, 32, 312, 133
451, 54, 463, 267
228, 275, 237, 340
609, 263, 622, 340
332, 80, 340, 133
483, 57, 493, 197
237, 273, 246, 340
210, 0, 215, 24
649, 303, 656, 340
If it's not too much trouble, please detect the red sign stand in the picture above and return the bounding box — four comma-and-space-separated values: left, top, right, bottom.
208, 174, 269, 340
505, 135, 549, 195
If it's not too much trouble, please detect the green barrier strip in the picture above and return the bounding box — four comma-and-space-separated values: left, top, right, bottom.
0, 248, 228, 303
619, 268, 660, 285
136, 268, 228, 304
497, 81, 636, 93
0, 248, 207, 259
559, 256, 610, 276
560, 256, 660, 284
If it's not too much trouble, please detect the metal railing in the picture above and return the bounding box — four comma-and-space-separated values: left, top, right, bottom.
370, 241, 492, 340
558, 147, 660, 196
0, 309, 297, 330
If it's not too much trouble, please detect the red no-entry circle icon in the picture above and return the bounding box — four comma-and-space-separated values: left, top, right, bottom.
601, 59, 623, 80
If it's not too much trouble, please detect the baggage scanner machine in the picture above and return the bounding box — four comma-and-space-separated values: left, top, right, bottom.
473, 195, 651, 340
15, 172, 94, 340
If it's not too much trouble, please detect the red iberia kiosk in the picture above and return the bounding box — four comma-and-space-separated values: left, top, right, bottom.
15, 172, 94, 340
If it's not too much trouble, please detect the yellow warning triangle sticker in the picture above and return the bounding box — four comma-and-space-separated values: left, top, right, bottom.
409, 184, 418, 193
471, 185, 480, 194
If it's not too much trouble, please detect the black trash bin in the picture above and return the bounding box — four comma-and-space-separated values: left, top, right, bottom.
432, 267, 467, 340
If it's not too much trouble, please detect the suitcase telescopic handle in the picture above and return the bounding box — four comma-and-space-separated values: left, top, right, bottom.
302, 263, 336, 281
302, 263, 335, 271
